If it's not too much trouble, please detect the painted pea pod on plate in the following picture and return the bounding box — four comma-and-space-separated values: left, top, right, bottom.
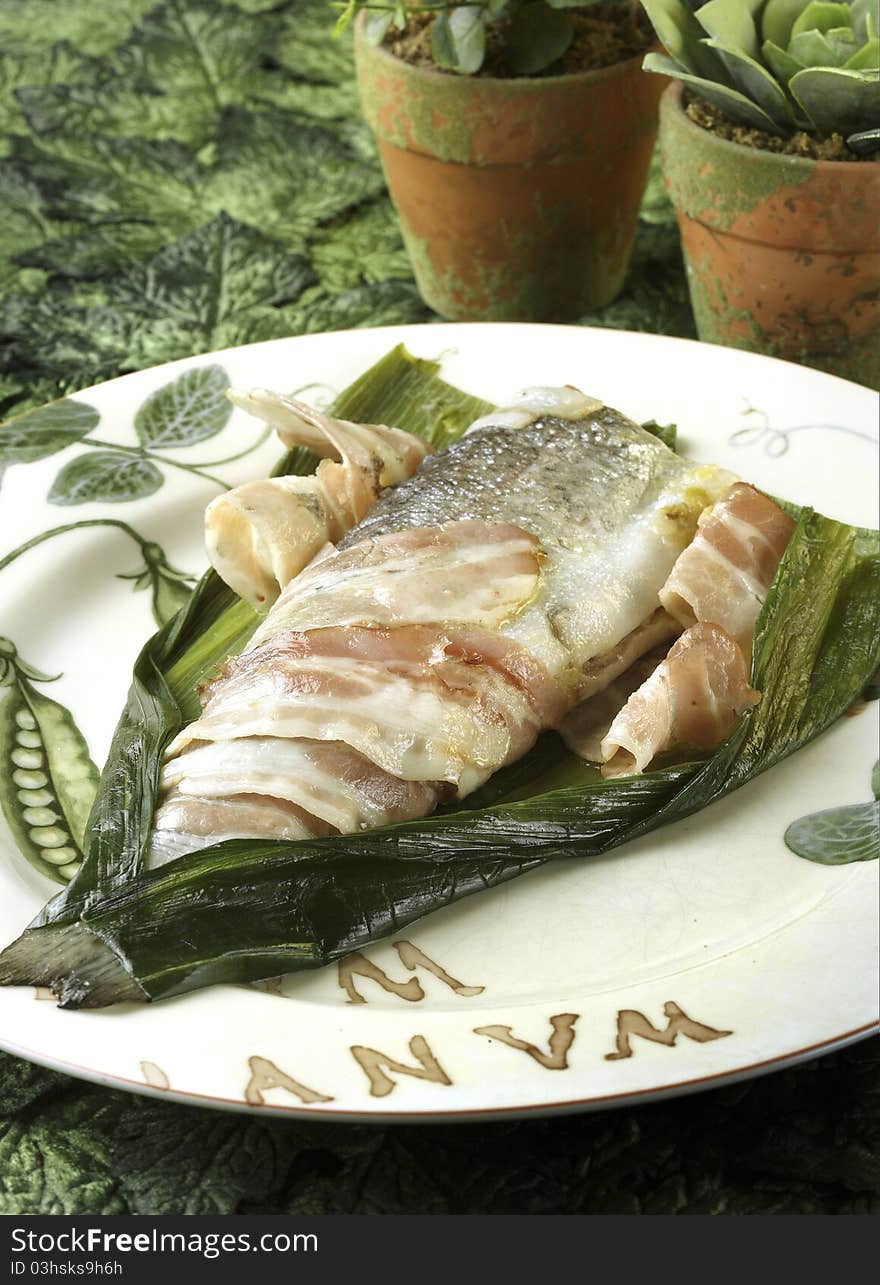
0, 643, 99, 884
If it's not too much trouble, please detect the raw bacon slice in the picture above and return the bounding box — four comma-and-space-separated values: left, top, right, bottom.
660, 483, 795, 649
250, 520, 543, 643
205, 393, 430, 609
160, 738, 442, 834
599, 623, 760, 777
167, 622, 559, 798
574, 608, 681, 702
559, 646, 671, 764
149, 791, 334, 866
151, 739, 445, 868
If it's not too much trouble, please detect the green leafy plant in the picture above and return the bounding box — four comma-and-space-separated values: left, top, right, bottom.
334, 0, 627, 76
641, 0, 880, 152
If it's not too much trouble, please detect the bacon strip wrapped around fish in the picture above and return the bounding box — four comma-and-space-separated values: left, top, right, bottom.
205, 390, 430, 609
659, 483, 796, 651
566, 485, 795, 776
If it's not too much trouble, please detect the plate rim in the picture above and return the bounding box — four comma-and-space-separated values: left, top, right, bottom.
44, 320, 880, 403
3, 1021, 877, 1124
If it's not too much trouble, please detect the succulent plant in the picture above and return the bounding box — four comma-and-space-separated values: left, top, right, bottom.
335, 1, 615, 76
641, 0, 880, 153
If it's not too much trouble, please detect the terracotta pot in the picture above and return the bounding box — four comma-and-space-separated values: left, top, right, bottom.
660, 83, 880, 389
355, 19, 665, 322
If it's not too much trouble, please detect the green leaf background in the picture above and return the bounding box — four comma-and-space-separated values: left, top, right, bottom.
0, 0, 692, 416
1, 0, 873, 1220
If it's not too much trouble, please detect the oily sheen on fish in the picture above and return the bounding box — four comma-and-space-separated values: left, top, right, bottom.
150, 390, 739, 864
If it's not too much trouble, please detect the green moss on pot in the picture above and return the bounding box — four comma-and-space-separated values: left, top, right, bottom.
659, 83, 880, 387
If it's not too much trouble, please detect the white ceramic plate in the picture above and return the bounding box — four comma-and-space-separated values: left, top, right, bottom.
1, 323, 877, 1122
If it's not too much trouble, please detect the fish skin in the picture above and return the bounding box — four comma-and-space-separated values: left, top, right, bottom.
340, 410, 664, 546
338, 408, 737, 694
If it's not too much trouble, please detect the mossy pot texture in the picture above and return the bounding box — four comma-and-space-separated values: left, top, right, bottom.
660, 84, 880, 389
355, 18, 664, 322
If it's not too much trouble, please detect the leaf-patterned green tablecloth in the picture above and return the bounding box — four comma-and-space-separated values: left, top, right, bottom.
1, 0, 877, 1216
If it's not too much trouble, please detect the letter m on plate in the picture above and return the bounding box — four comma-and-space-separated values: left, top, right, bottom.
338, 939, 485, 1004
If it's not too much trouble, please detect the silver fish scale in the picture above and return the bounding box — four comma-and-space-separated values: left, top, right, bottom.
338, 410, 681, 552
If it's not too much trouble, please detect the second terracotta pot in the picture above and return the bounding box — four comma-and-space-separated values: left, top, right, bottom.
660, 83, 880, 388
355, 22, 665, 322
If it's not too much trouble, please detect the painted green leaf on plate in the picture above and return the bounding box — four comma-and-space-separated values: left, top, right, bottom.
118, 538, 196, 626
48, 452, 163, 506
134, 364, 232, 450
785, 801, 880, 864
785, 761, 880, 865
0, 398, 99, 466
